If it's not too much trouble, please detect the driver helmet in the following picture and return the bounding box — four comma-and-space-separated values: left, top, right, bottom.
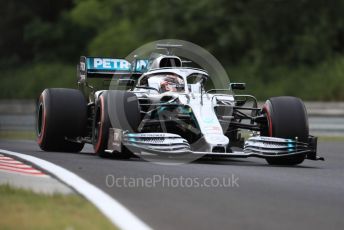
160, 75, 184, 92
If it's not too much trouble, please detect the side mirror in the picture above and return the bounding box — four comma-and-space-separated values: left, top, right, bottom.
230, 83, 246, 90
118, 79, 135, 87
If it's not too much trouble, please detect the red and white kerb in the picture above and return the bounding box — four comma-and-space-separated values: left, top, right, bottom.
0, 154, 47, 177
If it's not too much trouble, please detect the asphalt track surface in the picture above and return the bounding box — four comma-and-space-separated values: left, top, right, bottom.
1, 139, 343, 230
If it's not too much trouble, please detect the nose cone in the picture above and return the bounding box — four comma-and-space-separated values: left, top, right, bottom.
204, 134, 229, 146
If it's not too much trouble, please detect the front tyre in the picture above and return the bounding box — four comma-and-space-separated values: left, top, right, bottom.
37, 88, 87, 152
93, 92, 111, 157
93, 91, 141, 158
262, 96, 309, 165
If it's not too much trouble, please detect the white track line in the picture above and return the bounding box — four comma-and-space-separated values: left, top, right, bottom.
0, 149, 152, 230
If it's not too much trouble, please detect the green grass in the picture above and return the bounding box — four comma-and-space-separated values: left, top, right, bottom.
318, 136, 344, 142
0, 131, 36, 140
0, 184, 116, 230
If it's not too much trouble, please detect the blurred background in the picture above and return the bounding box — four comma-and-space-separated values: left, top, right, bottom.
1, 0, 344, 100
1, 0, 344, 137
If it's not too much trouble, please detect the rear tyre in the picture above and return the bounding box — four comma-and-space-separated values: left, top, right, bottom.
262, 96, 309, 165
37, 88, 87, 152
93, 91, 141, 158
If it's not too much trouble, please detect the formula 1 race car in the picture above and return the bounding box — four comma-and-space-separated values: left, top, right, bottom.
36, 44, 323, 165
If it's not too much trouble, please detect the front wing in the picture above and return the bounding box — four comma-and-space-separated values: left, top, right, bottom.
105, 129, 324, 161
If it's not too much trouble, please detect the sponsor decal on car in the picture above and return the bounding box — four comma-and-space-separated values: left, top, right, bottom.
86, 58, 148, 72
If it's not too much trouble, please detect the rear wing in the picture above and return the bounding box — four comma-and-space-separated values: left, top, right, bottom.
77, 56, 149, 84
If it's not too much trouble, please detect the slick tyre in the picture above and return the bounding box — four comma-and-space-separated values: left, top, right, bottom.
37, 88, 87, 152
262, 96, 309, 165
93, 91, 140, 158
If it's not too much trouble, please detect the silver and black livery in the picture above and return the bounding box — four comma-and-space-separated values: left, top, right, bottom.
36, 44, 323, 165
